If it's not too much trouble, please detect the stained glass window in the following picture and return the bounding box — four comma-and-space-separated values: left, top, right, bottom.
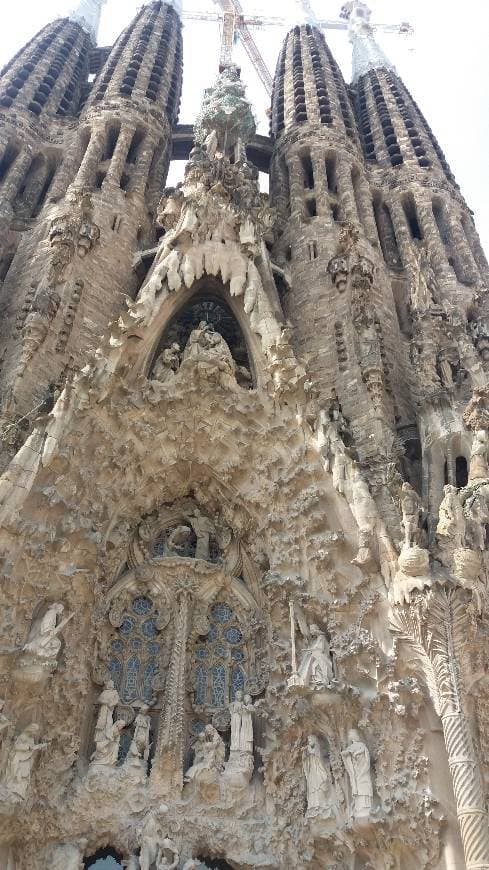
107, 596, 162, 704
193, 601, 248, 709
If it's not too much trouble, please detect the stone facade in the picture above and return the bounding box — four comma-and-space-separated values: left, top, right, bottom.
0, 1, 488, 868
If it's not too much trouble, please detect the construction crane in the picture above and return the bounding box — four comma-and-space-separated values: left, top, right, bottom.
181, 2, 414, 98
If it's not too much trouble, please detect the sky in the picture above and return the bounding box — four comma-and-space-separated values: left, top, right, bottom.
1, 0, 488, 254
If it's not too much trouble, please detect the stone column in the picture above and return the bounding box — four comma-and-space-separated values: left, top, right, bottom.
287, 155, 305, 219
391, 588, 489, 870
151, 584, 192, 794
129, 139, 157, 197
336, 156, 357, 224
416, 198, 451, 283
1, 151, 32, 205
73, 126, 106, 189
103, 125, 136, 189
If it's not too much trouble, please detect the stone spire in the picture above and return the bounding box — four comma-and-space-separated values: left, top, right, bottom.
69, 0, 107, 43
341, 1, 396, 84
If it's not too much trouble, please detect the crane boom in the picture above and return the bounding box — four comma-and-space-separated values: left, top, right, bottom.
183, 2, 413, 99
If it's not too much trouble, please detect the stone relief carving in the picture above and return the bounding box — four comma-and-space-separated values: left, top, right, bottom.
341, 729, 373, 820
302, 735, 336, 820
2, 724, 49, 800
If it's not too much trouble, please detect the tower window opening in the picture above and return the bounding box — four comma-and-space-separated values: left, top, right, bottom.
32, 161, 58, 217
306, 198, 317, 218
103, 124, 120, 162
456, 456, 468, 489
325, 154, 337, 194
0, 142, 20, 183
402, 194, 423, 241
373, 194, 401, 268
301, 152, 314, 189
95, 171, 105, 189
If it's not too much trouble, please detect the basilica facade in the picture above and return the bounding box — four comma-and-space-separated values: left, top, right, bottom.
0, 1, 488, 868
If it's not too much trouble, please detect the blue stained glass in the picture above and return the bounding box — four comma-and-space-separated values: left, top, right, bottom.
212, 665, 226, 707
211, 603, 233, 624
215, 646, 226, 658
117, 729, 132, 765
131, 638, 143, 651
195, 647, 208, 660
111, 640, 123, 652
192, 720, 205, 734
108, 657, 122, 689
207, 625, 218, 641
148, 642, 161, 655
231, 648, 245, 662
120, 616, 134, 635
143, 659, 158, 701
196, 665, 207, 705
122, 656, 140, 701
225, 627, 243, 645
142, 618, 157, 638
231, 666, 245, 699
132, 596, 153, 615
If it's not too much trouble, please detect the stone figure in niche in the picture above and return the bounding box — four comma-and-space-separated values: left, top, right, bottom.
228, 689, 254, 759
341, 729, 373, 820
90, 717, 125, 767
469, 431, 489, 483
152, 343, 181, 383
23, 602, 73, 662
411, 243, 438, 310
297, 625, 334, 688
437, 485, 466, 550
400, 482, 423, 548
189, 509, 217, 561
138, 810, 162, 870
94, 679, 120, 741
185, 724, 225, 784
350, 464, 377, 567
126, 704, 151, 767
51, 841, 87, 870
302, 735, 336, 820
156, 837, 179, 870
165, 524, 196, 557
3, 723, 48, 799
437, 347, 458, 390
181, 321, 237, 387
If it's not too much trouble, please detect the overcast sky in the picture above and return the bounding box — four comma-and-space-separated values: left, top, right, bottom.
1, 0, 488, 254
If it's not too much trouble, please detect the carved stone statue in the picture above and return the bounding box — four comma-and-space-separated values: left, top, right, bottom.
90, 718, 125, 767
181, 321, 237, 387
23, 602, 72, 661
341, 729, 373, 819
3, 724, 48, 799
152, 343, 181, 383
138, 811, 162, 870
94, 679, 120, 741
350, 464, 377, 566
185, 724, 225, 784
51, 841, 87, 870
156, 837, 179, 870
188, 509, 216, 561
469, 430, 489, 483
127, 704, 151, 766
302, 735, 336, 819
229, 690, 254, 754
297, 625, 334, 688
400, 482, 423, 548
165, 524, 195, 557
437, 485, 466, 550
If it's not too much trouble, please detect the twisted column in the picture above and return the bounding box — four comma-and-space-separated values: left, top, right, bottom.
390, 589, 489, 870
151, 586, 191, 794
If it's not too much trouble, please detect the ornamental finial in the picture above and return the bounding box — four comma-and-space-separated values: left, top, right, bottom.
341, 1, 396, 83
